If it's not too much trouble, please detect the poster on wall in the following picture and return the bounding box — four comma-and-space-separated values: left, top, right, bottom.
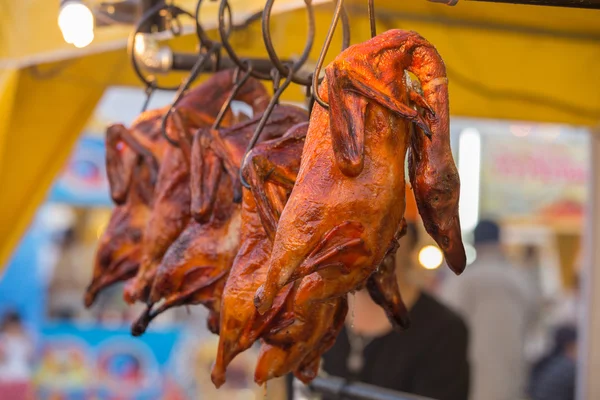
477, 123, 589, 220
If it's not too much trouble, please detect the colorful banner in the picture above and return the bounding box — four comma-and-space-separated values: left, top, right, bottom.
34, 323, 187, 400
477, 123, 589, 219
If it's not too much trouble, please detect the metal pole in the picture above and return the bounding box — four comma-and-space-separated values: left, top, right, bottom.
577, 127, 600, 400
308, 376, 435, 400
171, 54, 277, 73
170, 53, 313, 81
428, 0, 600, 9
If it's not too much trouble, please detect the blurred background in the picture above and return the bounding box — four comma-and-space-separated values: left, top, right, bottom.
0, 0, 598, 399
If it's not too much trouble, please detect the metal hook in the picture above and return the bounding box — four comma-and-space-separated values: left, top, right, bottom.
271, 68, 281, 104
197, 0, 231, 53
368, 0, 376, 38
141, 81, 156, 113
161, 48, 217, 146
239, 67, 294, 189
305, 72, 316, 115
312, 0, 345, 110
262, 0, 315, 86
211, 62, 255, 130
218, 0, 272, 80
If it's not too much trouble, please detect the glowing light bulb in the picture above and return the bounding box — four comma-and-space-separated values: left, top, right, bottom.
73, 29, 94, 48
418, 245, 444, 270
58, 2, 95, 48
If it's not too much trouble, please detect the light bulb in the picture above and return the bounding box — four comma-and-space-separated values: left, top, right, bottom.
73, 29, 94, 48
418, 245, 444, 270
58, 2, 95, 48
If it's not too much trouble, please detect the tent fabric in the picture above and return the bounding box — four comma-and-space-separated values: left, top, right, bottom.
0, 52, 127, 269
0, 0, 599, 269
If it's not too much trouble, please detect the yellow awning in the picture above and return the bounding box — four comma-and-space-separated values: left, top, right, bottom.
0, 0, 599, 269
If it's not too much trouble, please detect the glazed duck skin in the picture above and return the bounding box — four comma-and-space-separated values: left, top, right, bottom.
85, 118, 162, 307
85, 162, 152, 307
131, 171, 241, 336
254, 295, 347, 385
255, 29, 465, 314
124, 71, 271, 304
215, 122, 367, 386
131, 106, 308, 335
406, 91, 466, 273
211, 122, 308, 388
191, 105, 309, 222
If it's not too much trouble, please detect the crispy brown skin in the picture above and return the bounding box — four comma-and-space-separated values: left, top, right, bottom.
85, 111, 164, 307
124, 70, 271, 304
85, 161, 152, 307
255, 30, 466, 315
129, 105, 309, 336
211, 122, 309, 388
254, 294, 348, 385
214, 123, 371, 386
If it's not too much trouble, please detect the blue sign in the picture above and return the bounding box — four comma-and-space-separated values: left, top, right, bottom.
49, 135, 112, 206
34, 323, 188, 400
0, 209, 52, 333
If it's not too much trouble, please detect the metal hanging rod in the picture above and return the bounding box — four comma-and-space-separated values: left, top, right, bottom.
308, 376, 435, 400
428, 0, 600, 9
128, 0, 332, 91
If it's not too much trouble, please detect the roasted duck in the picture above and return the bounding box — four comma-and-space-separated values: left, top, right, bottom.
124, 70, 270, 304
86, 162, 152, 307
254, 29, 466, 315
88, 27, 467, 391
214, 121, 403, 386
212, 122, 308, 387
255, 294, 348, 385
85, 114, 163, 307
131, 105, 308, 336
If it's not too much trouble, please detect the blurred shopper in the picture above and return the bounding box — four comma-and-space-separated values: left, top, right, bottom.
288, 222, 470, 400
441, 220, 540, 400
0, 311, 34, 400
528, 324, 577, 400
0, 311, 33, 381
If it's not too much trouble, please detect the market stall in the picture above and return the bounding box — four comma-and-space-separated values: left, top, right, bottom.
1, 1, 599, 399
1, 0, 599, 271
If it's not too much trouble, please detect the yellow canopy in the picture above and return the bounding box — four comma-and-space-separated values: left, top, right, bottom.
0, 0, 599, 268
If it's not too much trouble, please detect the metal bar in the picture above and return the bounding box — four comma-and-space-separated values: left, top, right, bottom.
577, 126, 600, 400
171, 53, 313, 81
308, 376, 435, 400
428, 0, 600, 9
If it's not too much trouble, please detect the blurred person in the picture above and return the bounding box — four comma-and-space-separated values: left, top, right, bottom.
441, 220, 540, 400
528, 324, 577, 400
287, 222, 470, 400
0, 311, 34, 383
550, 247, 581, 327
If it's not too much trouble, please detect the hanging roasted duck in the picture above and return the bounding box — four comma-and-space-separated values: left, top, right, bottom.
124, 70, 271, 304
213, 121, 409, 387
255, 294, 347, 385
130, 105, 309, 336
254, 29, 466, 316
211, 122, 309, 387
85, 113, 164, 307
